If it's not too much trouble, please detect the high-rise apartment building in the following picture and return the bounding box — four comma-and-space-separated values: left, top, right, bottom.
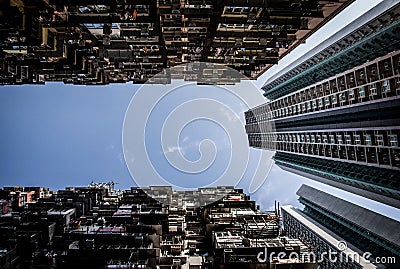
245, 1, 400, 209
282, 205, 377, 269
0, 184, 319, 269
0, 0, 353, 85
282, 185, 400, 269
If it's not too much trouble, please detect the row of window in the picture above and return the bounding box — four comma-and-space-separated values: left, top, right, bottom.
247, 79, 399, 124
277, 153, 400, 191
271, 78, 398, 120
272, 52, 400, 108
245, 77, 399, 123
277, 144, 399, 165
246, 52, 400, 124
282, 214, 361, 269
248, 132, 399, 147
250, 136, 400, 167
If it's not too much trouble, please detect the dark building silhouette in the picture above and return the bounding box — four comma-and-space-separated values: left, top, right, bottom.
0, 0, 352, 85
0, 184, 318, 269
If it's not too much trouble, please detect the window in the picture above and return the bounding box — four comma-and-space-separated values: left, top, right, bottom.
339, 92, 346, 102
345, 135, 352, 145
332, 81, 337, 91
364, 135, 372, 146
316, 135, 321, 143
306, 135, 310, 143
358, 86, 365, 98
383, 61, 391, 71
322, 135, 328, 144
331, 95, 337, 104
370, 66, 377, 76
359, 70, 365, 80
389, 135, 398, 147
312, 100, 317, 109
370, 84, 377, 96
354, 135, 361, 145
329, 135, 335, 144
325, 96, 330, 106
311, 135, 315, 143
337, 135, 343, 144
382, 80, 390, 92
318, 98, 323, 108
325, 83, 330, 92
339, 78, 345, 87
313, 88, 318, 97
376, 135, 384, 146
348, 89, 355, 100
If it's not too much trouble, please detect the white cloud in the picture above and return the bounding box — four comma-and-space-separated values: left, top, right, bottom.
165, 146, 184, 154
219, 107, 239, 122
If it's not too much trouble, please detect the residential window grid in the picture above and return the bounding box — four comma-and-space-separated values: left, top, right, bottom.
256, 52, 400, 121
282, 210, 363, 269
251, 130, 400, 169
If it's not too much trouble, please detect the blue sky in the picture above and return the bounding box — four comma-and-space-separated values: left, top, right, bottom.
0, 0, 399, 221
1, 80, 398, 221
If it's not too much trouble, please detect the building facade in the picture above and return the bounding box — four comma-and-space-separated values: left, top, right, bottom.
281, 205, 376, 269
0, 184, 319, 269
296, 185, 400, 262
281, 184, 400, 269
245, 1, 400, 209
0, 0, 353, 85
